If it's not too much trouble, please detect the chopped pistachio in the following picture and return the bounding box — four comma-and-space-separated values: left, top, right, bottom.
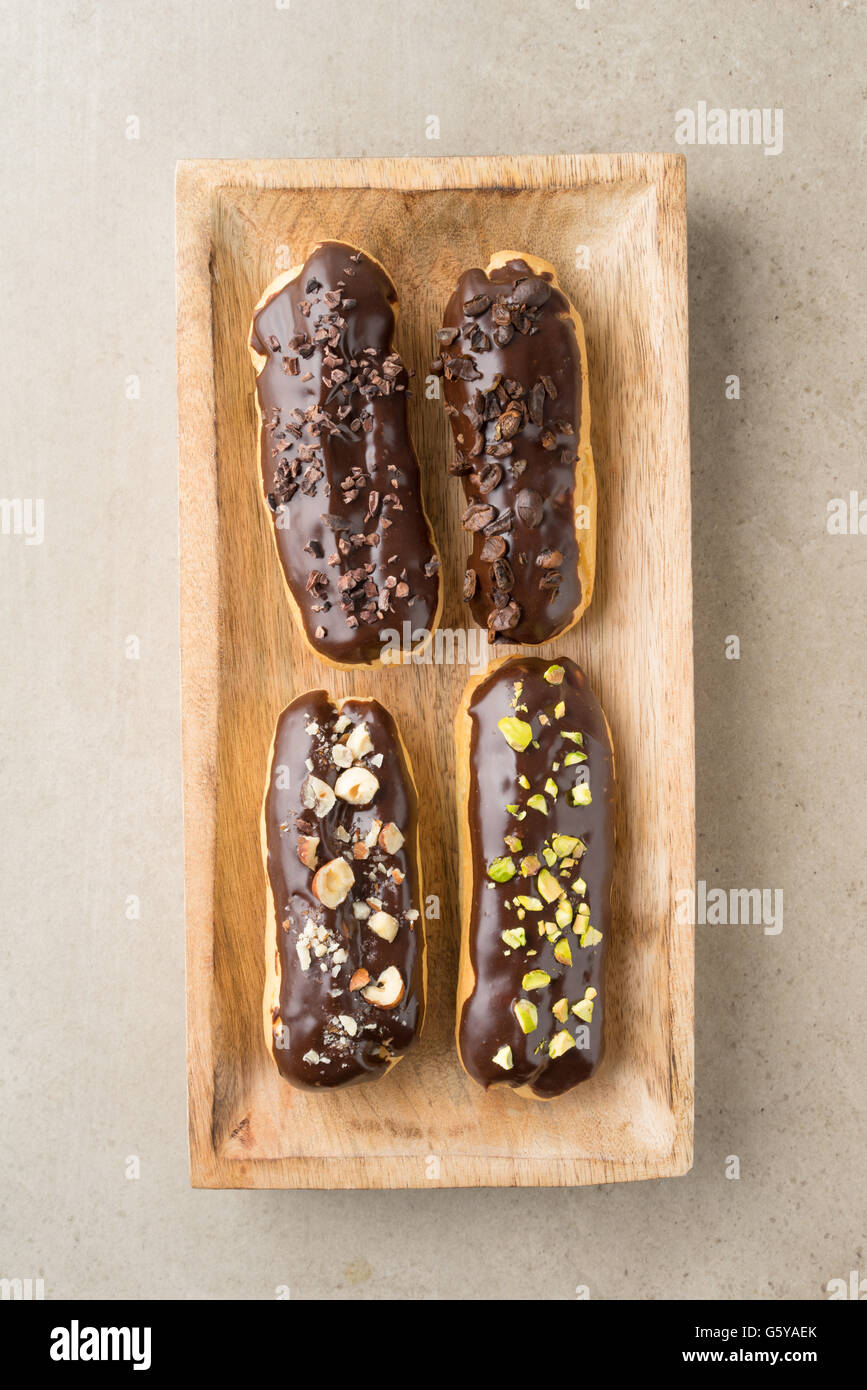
543, 921, 560, 941
571, 783, 592, 806
555, 898, 574, 929
542, 845, 557, 867
543, 664, 565, 685
505, 803, 526, 821
576, 901, 591, 917
548, 1030, 576, 1058
552, 998, 570, 1024
564, 749, 588, 765
573, 876, 587, 896
572, 987, 597, 1022
487, 855, 516, 883
580, 924, 603, 948
518, 773, 530, 790
504, 834, 523, 853
513, 895, 543, 912
537, 868, 563, 903
561, 731, 584, 745
544, 777, 559, 799
492, 1045, 514, 1070
554, 938, 573, 966
502, 926, 527, 949
520, 853, 541, 877
554, 700, 566, 719
527, 793, 548, 814
497, 716, 533, 752
513, 998, 538, 1034
552, 833, 583, 859
521, 969, 551, 991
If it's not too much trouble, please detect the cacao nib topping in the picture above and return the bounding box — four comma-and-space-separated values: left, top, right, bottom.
437, 256, 583, 644
251, 242, 440, 662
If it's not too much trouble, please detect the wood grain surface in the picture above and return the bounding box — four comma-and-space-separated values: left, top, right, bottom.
176, 155, 694, 1189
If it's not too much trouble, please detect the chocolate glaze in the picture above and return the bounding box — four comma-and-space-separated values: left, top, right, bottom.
264, 690, 424, 1089
459, 656, 613, 1098
251, 242, 440, 665
435, 259, 584, 646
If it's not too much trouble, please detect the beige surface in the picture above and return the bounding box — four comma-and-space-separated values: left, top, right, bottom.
179, 155, 692, 1188
0, 0, 864, 1297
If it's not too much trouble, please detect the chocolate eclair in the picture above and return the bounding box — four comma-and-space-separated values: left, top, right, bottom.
455, 656, 614, 1099
263, 690, 426, 1089
433, 252, 595, 645
250, 242, 442, 667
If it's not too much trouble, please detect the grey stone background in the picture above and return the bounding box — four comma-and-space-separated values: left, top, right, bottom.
0, 0, 863, 1300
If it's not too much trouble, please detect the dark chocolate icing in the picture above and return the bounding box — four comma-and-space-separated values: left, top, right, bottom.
459, 656, 613, 1098
264, 690, 424, 1089
435, 259, 584, 646
251, 242, 440, 665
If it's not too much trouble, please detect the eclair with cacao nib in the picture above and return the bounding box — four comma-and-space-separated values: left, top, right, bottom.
262, 690, 426, 1090
433, 252, 595, 646
455, 656, 614, 1099
250, 242, 442, 667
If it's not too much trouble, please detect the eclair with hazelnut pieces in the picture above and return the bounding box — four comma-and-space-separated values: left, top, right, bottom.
262, 690, 426, 1089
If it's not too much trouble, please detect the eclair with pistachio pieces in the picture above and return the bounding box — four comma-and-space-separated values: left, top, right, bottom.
250, 241, 442, 668
455, 655, 614, 1099
432, 252, 595, 646
263, 690, 426, 1089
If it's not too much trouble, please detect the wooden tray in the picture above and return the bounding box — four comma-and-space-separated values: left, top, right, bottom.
177, 155, 694, 1189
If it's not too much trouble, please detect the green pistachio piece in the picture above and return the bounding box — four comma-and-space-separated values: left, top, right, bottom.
513, 895, 543, 912
561, 731, 584, 745
554, 938, 573, 966
543, 664, 565, 685
564, 749, 587, 765
572, 876, 587, 895
502, 926, 527, 949
492, 1045, 514, 1070
548, 1030, 576, 1059
498, 716, 533, 752
504, 834, 523, 853
527, 793, 548, 814
571, 987, 597, 1022
552, 997, 570, 1024
537, 868, 563, 903
518, 773, 530, 790
571, 783, 592, 806
551, 834, 582, 858
513, 999, 538, 1034
580, 924, 603, 948
544, 777, 559, 799
487, 855, 516, 882
505, 804, 527, 820
544, 922, 561, 942
555, 899, 574, 929
520, 853, 541, 877
521, 969, 551, 991
577, 901, 591, 917
542, 846, 557, 867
